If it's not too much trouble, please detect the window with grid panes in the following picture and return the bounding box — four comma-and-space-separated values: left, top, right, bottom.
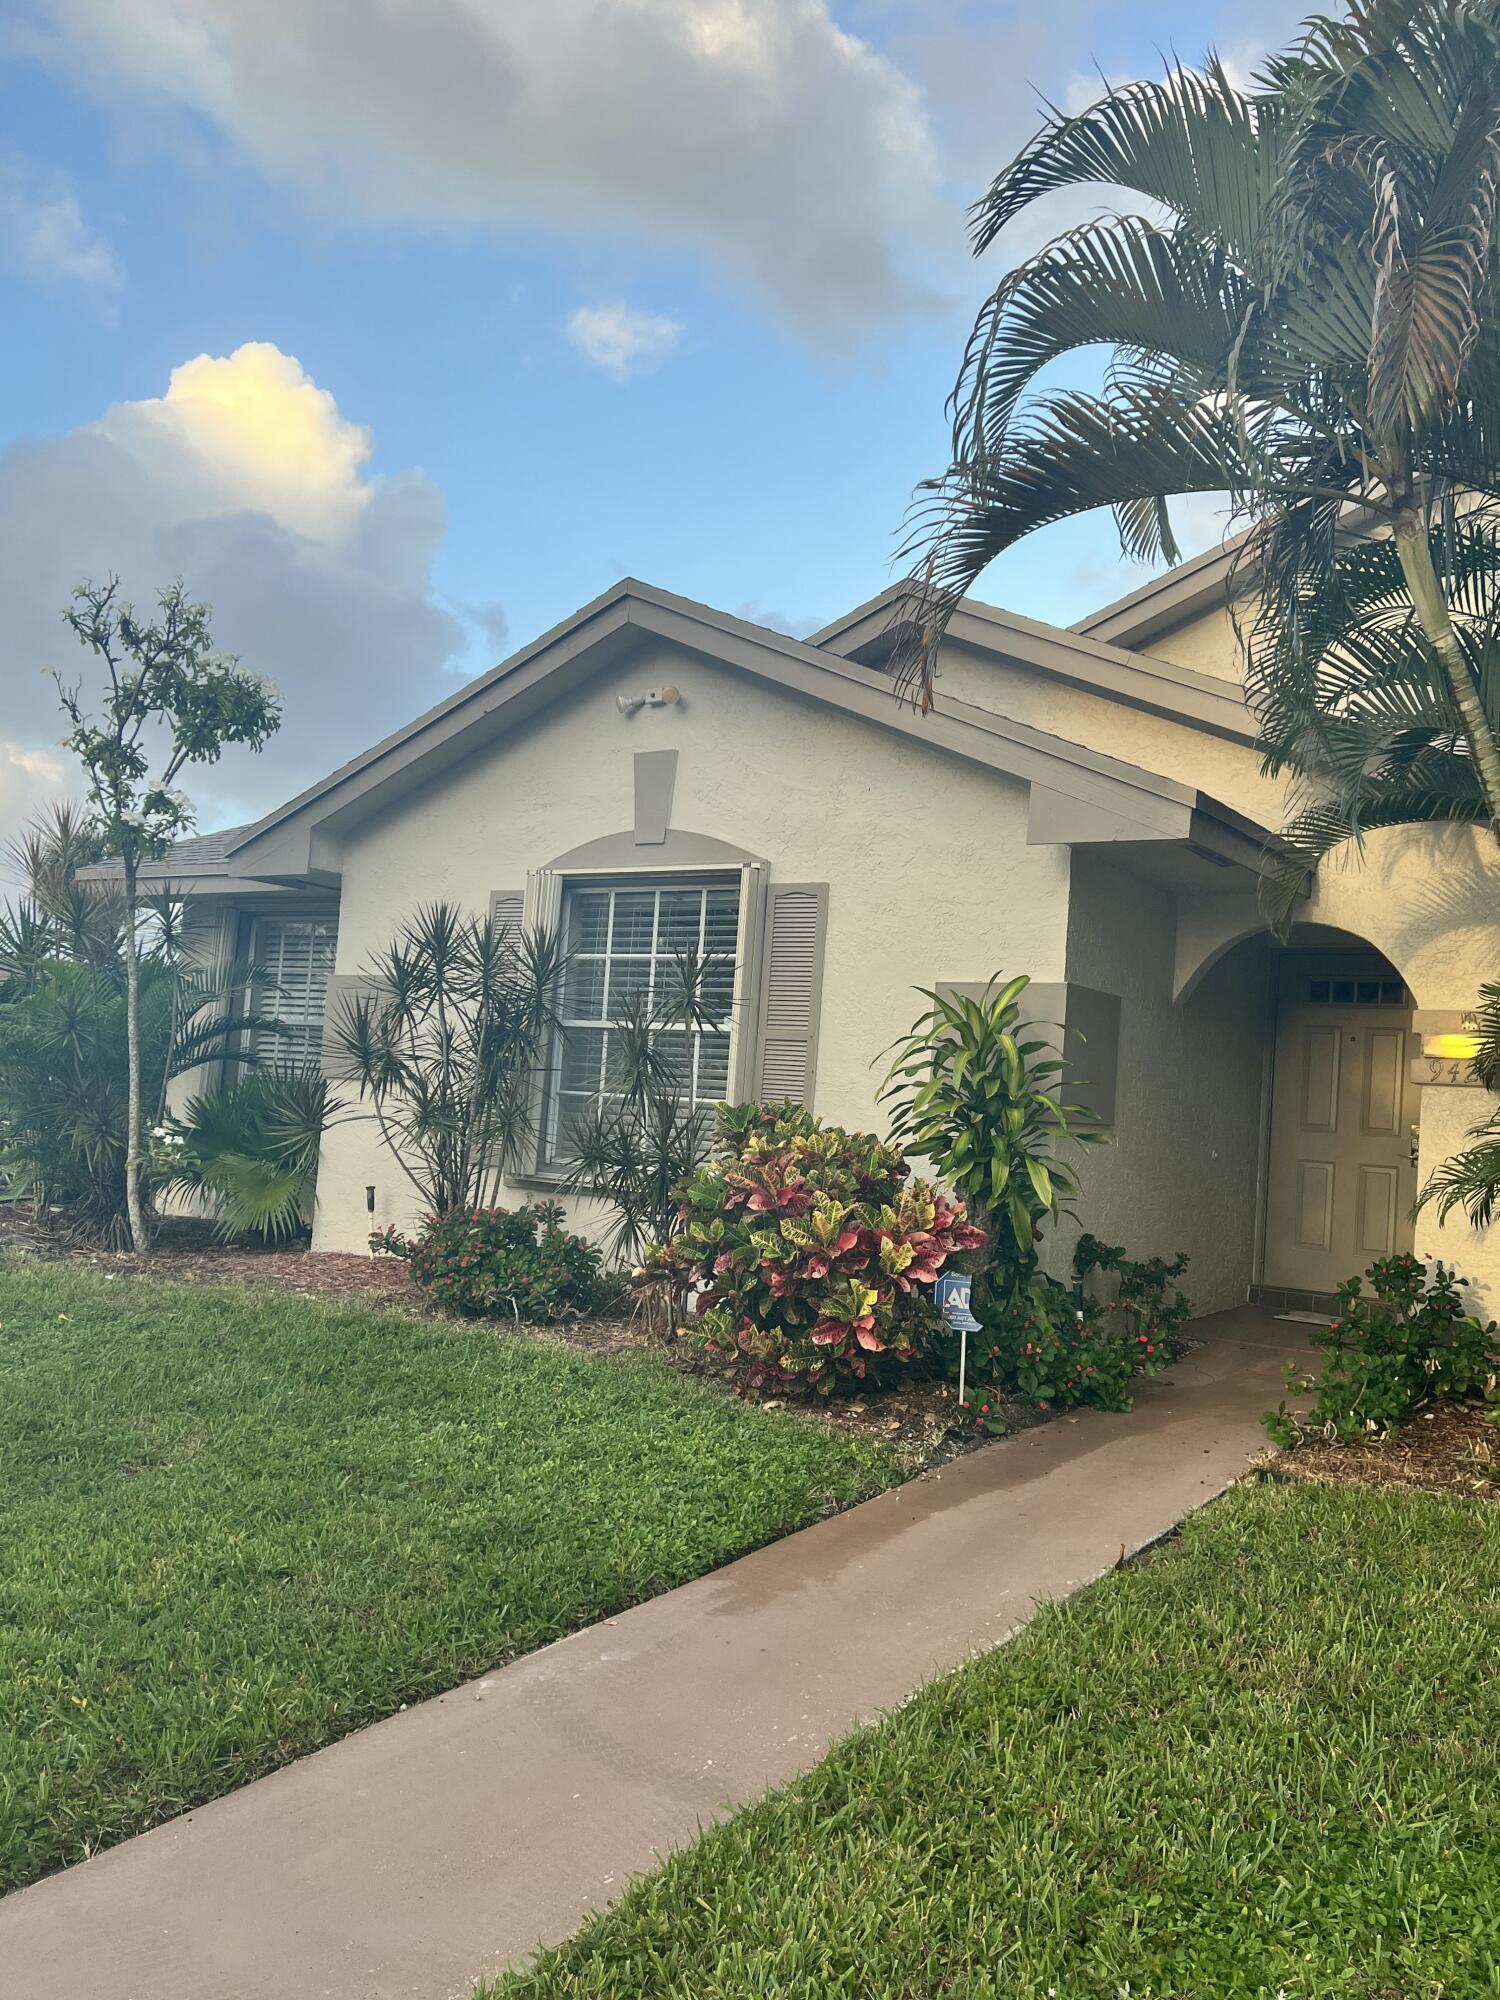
544, 879, 739, 1162
248, 916, 338, 1071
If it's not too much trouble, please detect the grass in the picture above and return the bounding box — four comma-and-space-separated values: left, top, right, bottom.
0, 1260, 895, 1893
488, 1480, 1500, 2000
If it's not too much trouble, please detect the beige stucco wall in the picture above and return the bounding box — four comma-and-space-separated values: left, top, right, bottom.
1059, 851, 1273, 1315
928, 637, 1284, 827
311, 641, 1071, 1254
1131, 602, 1246, 682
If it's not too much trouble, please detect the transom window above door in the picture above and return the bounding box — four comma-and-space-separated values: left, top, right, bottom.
545, 879, 739, 1162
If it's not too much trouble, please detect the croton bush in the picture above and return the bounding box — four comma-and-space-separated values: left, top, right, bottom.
637, 1102, 985, 1395
372, 1200, 627, 1322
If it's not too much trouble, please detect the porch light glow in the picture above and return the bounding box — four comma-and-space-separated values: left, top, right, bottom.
1425, 1033, 1482, 1062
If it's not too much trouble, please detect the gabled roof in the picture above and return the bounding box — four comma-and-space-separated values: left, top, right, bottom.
811, 582, 1254, 746
83, 576, 1285, 897
1069, 536, 1248, 650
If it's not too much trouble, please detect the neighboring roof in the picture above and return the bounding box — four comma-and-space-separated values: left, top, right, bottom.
207, 578, 1277, 890
1069, 537, 1248, 650
810, 583, 1254, 746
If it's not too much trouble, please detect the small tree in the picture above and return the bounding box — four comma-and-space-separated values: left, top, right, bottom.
53, 580, 281, 1251
879, 974, 1101, 1316
330, 901, 564, 1215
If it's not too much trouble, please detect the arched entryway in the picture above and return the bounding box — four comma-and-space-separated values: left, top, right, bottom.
1257, 932, 1416, 1306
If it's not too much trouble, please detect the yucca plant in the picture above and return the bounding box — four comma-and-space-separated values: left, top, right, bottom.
879, 974, 1101, 1314
561, 948, 731, 1272
901, 3, 1500, 885
161, 1068, 342, 1243
330, 901, 565, 1215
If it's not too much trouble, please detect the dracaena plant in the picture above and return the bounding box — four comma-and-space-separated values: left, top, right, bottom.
636, 1103, 984, 1396
900, 6, 1500, 906
879, 975, 1100, 1314
329, 901, 565, 1216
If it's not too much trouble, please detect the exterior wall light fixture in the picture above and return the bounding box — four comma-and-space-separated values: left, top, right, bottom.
616, 686, 680, 717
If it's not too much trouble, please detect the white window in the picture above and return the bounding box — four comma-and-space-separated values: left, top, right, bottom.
545, 878, 739, 1161
248, 916, 338, 1071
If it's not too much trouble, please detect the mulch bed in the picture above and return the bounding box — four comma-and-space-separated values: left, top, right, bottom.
1264, 1399, 1500, 1503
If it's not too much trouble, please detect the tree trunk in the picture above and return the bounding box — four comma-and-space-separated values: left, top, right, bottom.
1393, 513, 1500, 833
122, 854, 149, 1256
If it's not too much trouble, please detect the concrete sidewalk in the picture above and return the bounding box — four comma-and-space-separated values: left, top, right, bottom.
0, 1307, 1305, 2000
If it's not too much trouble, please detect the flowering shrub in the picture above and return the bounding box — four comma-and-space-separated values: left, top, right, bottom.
1265, 1252, 1500, 1446
968, 1278, 1138, 1416
1073, 1234, 1193, 1361
372, 1201, 627, 1322
637, 1103, 985, 1395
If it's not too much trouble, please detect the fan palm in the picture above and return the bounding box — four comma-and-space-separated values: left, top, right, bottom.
901, 1, 1500, 863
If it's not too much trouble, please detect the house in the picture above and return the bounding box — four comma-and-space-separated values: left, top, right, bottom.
125, 551, 1500, 1314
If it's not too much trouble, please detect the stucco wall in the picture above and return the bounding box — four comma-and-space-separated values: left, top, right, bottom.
927, 637, 1284, 827
1060, 851, 1273, 1315
311, 640, 1071, 1253
1129, 602, 1247, 681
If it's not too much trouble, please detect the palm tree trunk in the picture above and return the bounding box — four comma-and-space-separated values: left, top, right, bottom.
1392, 514, 1500, 833
122, 854, 149, 1255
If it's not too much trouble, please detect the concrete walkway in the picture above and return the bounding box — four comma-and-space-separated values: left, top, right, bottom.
0, 1307, 1305, 2000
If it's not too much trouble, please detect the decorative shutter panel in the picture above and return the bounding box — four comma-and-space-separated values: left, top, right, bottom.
319, 974, 389, 1081
488, 889, 525, 936
755, 883, 828, 1109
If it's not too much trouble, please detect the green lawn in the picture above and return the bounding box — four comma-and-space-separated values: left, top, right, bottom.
0, 1261, 894, 1893
490, 1481, 1500, 2000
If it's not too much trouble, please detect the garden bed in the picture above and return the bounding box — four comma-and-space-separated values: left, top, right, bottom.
1263, 1397, 1500, 1502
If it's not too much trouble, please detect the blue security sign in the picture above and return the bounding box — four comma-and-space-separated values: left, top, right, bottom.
934, 1271, 980, 1333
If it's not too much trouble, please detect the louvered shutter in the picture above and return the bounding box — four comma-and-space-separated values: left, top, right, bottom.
488, 889, 525, 937
755, 883, 828, 1109
319, 975, 389, 1081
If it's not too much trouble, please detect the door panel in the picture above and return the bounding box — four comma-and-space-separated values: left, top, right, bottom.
1264, 958, 1417, 1294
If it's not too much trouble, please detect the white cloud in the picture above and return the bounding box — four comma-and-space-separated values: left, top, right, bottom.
0, 152, 122, 291
0, 342, 468, 854
23, 0, 947, 339
0, 743, 74, 872
567, 301, 683, 381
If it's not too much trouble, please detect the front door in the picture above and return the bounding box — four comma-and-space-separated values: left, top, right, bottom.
1264, 956, 1418, 1295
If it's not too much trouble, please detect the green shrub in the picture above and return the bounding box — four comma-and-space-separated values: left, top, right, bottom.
637, 1103, 984, 1396
159, 1068, 338, 1243
1265, 1251, 1500, 1446
1073, 1232, 1193, 1354
372, 1201, 627, 1322
956, 1242, 1196, 1426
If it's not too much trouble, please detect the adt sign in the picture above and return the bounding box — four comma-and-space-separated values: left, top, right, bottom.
934, 1271, 979, 1332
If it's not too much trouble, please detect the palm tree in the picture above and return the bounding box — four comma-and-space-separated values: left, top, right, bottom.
1414, 979, 1500, 1226
900, 2, 1500, 864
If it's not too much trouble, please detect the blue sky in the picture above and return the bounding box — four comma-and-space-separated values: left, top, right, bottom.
0, 0, 1306, 842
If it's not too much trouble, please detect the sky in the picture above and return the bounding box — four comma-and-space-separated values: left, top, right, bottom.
0, 0, 1310, 853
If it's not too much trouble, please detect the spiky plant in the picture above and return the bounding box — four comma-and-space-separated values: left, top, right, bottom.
329, 902, 565, 1216
162, 1068, 341, 1243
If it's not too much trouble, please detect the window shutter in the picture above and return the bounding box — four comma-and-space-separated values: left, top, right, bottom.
319, 974, 389, 1082
755, 883, 828, 1109
488, 889, 525, 936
